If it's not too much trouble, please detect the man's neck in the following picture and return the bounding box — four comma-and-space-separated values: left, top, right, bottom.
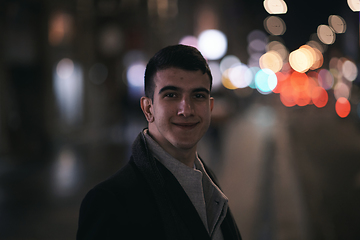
170, 148, 196, 168
146, 130, 197, 168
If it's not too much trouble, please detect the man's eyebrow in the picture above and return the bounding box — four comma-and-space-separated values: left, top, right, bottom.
158, 86, 179, 94
158, 86, 210, 95
192, 87, 210, 94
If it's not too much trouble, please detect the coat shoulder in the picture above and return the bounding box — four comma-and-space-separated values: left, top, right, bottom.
77, 159, 166, 240
94, 159, 146, 194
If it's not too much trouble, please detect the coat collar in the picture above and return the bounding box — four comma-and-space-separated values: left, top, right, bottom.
131, 130, 241, 240
131, 130, 211, 239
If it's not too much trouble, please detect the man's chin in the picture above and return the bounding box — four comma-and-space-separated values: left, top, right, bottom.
172, 141, 198, 151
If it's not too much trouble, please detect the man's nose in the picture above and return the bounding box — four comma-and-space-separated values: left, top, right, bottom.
177, 97, 194, 117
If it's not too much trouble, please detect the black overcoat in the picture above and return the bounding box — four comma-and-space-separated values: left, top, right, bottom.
77, 131, 242, 240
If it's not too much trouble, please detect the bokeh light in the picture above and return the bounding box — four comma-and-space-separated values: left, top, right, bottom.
57, 58, 74, 79
259, 51, 283, 73
198, 29, 228, 60
342, 60, 358, 81
247, 30, 268, 68
335, 97, 351, 118
208, 61, 222, 91
54, 58, 83, 125
263, 0, 288, 14
255, 68, 277, 94
248, 39, 267, 53
53, 147, 79, 196
292, 72, 312, 106
309, 47, 323, 70
220, 55, 241, 73
347, 0, 360, 11
179, 35, 198, 48
127, 62, 146, 87
317, 25, 335, 45
267, 40, 289, 61
147, 0, 178, 19
247, 29, 267, 43
248, 53, 263, 67
289, 48, 313, 73
334, 82, 350, 100
318, 69, 334, 90
329, 57, 339, 70
264, 16, 286, 35
222, 69, 237, 90
249, 67, 261, 89
99, 25, 123, 56
280, 80, 296, 107
290, 71, 309, 93
272, 71, 287, 93
328, 15, 346, 34
311, 86, 328, 108
307, 40, 325, 53
228, 64, 253, 88
276, 71, 325, 107
49, 12, 73, 46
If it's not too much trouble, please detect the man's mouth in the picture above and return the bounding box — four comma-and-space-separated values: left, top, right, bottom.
172, 122, 199, 129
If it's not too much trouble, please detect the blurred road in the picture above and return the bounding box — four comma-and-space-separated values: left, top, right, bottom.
206, 94, 360, 240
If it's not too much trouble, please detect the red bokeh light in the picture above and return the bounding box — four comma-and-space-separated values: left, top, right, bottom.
335, 97, 351, 118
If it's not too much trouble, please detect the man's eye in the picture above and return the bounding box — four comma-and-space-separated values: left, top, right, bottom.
165, 93, 176, 98
195, 94, 205, 98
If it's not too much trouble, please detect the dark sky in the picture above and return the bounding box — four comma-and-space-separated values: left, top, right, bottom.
241, 1, 356, 52
279, 1, 353, 51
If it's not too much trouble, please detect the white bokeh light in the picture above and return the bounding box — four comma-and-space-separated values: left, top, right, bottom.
54, 58, 83, 125
229, 64, 253, 88
348, 0, 360, 11
198, 29, 228, 60
179, 35, 198, 48
220, 55, 241, 73
263, 0, 288, 14
342, 60, 358, 81
208, 61, 222, 91
127, 62, 146, 87
57, 58, 74, 79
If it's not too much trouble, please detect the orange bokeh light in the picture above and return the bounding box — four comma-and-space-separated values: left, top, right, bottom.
311, 86, 328, 108
295, 90, 311, 106
272, 72, 288, 93
290, 71, 309, 92
280, 81, 296, 107
335, 97, 351, 118
278, 71, 324, 107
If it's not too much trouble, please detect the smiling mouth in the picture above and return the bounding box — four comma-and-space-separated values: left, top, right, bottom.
173, 122, 199, 129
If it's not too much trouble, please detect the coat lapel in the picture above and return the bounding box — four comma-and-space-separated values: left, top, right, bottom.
157, 160, 211, 240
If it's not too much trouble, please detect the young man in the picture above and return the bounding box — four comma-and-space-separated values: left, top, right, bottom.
77, 45, 242, 240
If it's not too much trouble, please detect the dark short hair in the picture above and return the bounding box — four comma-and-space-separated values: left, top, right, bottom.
144, 44, 213, 99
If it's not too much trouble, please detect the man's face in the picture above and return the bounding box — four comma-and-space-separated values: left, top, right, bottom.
142, 67, 214, 155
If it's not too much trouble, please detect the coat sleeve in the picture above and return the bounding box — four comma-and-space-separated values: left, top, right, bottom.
76, 187, 131, 240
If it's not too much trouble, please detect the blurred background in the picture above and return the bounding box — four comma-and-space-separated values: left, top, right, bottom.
1, 0, 360, 239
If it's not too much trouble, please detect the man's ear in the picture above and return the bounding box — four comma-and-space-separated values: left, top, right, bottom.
140, 96, 154, 123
